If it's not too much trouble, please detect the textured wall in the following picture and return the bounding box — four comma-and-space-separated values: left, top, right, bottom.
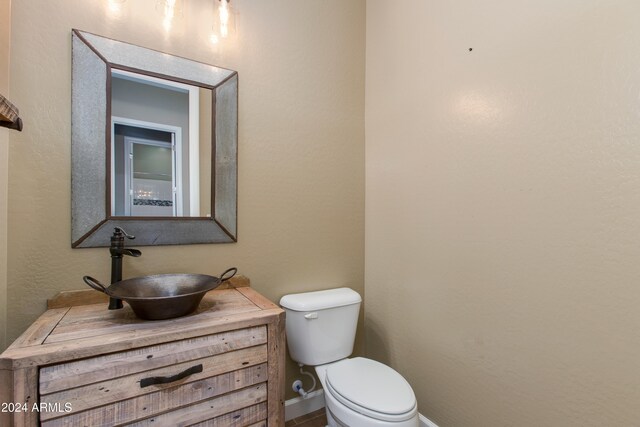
366, 1, 640, 425
5, 0, 365, 399
0, 0, 11, 350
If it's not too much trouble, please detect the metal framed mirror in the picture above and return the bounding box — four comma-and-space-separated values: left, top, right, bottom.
71, 29, 237, 247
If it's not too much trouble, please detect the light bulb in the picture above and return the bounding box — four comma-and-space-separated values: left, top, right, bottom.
163, 0, 176, 31
211, 0, 236, 44
156, 0, 183, 32
219, 1, 230, 38
107, 0, 126, 17
165, 0, 176, 18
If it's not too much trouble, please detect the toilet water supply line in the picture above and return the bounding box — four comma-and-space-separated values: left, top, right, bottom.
292, 364, 317, 398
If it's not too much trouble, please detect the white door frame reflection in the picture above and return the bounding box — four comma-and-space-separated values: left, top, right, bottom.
110, 69, 204, 217
119, 130, 180, 216
125, 135, 176, 216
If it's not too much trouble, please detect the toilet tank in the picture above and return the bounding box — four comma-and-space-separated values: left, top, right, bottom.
280, 288, 362, 366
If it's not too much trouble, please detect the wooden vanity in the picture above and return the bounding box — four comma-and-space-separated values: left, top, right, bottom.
0, 280, 285, 426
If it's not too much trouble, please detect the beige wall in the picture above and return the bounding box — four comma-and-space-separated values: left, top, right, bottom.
0, 0, 10, 351
5, 0, 365, 398
366, 1, 640, 426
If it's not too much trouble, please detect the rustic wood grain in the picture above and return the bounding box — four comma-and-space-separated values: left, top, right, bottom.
267, 310, 286, 426
6, 308, 69, 349
40, 345, 268, 420
11, 367, 38, 427
126, 383, 267, 427
190, 402, 267, 427
41, 364, 267, 426
45, 289, 256, 343
47, 290, 108, 309
0, 369, 12, 427
0, 94, 19, 122
220, 273, 251, 289
236, 286, 280, 310
2, 308, 282, 370
0, 285, 285, 426
40, 326, 267, 395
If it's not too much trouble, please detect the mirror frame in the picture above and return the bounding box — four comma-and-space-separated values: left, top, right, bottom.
71, 29, 237, 247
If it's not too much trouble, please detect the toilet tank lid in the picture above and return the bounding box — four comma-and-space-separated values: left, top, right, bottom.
280, 288, 361, 311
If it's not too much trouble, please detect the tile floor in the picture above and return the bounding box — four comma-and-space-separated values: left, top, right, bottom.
285, 408, 327, 427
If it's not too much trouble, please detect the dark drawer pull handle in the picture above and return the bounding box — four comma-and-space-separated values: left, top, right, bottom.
140, 364, 203, 388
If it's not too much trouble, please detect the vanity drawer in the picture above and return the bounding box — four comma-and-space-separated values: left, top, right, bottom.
38, 326, 268, 425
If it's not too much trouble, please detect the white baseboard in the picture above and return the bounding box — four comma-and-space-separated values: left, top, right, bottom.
420, 413, 440, 427
285, 390, 439, 427
284, 389, 326, 421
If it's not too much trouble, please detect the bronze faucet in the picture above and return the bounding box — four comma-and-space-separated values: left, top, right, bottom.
109, 227, 142, 309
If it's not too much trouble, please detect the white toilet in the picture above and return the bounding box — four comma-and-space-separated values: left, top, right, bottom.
280, 288, 419, 427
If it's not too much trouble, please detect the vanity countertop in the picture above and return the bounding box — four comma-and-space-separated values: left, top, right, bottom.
0, 277, 285, 427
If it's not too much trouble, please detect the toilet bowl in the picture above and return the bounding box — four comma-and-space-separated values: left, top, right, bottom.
316, 358, 419, 427
280, 288, 419, 427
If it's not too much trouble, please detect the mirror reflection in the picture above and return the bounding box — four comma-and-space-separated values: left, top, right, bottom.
110, 70, 212, 217
71, 29, 238, 247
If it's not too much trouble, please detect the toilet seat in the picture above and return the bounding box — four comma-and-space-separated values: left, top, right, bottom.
325, 357, 417, 423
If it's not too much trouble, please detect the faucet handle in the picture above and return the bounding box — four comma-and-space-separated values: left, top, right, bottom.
114, 227, 135, 240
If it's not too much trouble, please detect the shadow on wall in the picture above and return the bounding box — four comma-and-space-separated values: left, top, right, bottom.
363, 318, 391, 366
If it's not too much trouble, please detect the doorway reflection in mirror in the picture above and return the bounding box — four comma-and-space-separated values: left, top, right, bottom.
110, 69, 212, 218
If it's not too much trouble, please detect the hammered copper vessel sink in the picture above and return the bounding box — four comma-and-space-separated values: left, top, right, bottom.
83, 267, 237, 320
